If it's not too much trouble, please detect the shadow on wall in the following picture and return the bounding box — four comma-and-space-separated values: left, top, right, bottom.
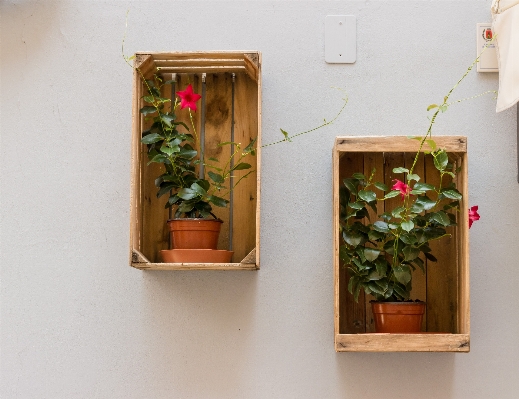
336, 352, 455, 399
139, 270, 258, 397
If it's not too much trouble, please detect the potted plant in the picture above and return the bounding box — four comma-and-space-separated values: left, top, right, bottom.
139, 75, 256, 263
339, 62, 483, 333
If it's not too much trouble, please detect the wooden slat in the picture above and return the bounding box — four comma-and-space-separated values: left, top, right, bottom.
333, 145, 341, 338
139, 51, 252, 60
131, 262, 258, 271
425, 154, 458, 333
405, 152, 427, 331
335, 136, 467, 153
204, 73, 232, 251
338, 152, 366, 333
254, 54, 262, 267
363, 153, 385, 332
232, 73, 258, 262
154, 59, 246, 68
458, 153, 470, 334
153, 66, 248, 74
335, 333, 470, 352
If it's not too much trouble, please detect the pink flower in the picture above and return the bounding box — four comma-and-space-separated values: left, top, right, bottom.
176, 84, 201, 111
468, 205, 480, 228
391, 179, 411, 200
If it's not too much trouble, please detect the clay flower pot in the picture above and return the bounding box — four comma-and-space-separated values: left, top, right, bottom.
167, 218, 223, 249
371, 301, 426, 333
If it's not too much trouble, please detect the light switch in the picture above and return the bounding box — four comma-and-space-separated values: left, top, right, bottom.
476, 23, 498, 72
325, 15, 356, 64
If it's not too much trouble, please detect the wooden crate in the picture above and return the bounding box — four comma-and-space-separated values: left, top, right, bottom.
333, 136, 470, 352
130, 52, 261, 271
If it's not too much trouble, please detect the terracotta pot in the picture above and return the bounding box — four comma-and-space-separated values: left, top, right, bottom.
167, 218, 223, 249
371, 301, 425, 333
161, 249, 233, 263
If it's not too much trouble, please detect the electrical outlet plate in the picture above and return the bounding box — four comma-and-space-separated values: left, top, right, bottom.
476, 23, 498, 72
325, 15, 356, 64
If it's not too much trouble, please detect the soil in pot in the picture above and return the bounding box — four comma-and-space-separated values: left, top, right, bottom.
167, 218, 223, 250
371, 301, 426, 333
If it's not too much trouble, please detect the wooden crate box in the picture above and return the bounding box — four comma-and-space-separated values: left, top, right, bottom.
333, 136, 470, 352
130, 52, 261, 271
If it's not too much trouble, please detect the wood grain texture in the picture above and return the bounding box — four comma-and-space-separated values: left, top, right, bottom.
338, 152, 366, 333
335, 333, 470, 352
424, 154, 458, 333
232, 73, 258, 262
335, 136, 467, 153
131, 262, 258, 271
405, 152, 427, 331
129, 52, 261, 270
333, 136, 469, 351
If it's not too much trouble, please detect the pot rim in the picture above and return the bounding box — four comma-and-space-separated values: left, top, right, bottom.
167, 218, 223, 223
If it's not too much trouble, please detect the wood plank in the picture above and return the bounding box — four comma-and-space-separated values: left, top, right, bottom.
338, 152, 366, 333
232, 73, 258, 262
140, 51, 251, 60
335, 333, 470, 352
131, 262, 258, 271
457, 153, 470, 334
254, 54, 262, 267
335, 136, 467, 153
405, 152, 427, 331
425, 154, 458, 333
204, 73, 232, 251
154, 60, 246, 68
152, 66, 248, 74
363, 152, 385, 332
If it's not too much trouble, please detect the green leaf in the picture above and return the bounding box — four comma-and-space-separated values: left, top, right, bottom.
358, 190, 376, 203
407, 174, 420, 182
384, 190, 400, 199
243, 137, 257, 154
413, 182, 435, 191
410, 202, 424, 213
160, 145, 179, 156
415, 195, 436, 210
431, 211, 450, 226
141, 133, 163, 144
375, 259, 388, 276
209, 195, 229, 207
208, 171, 224, 184
177, 188, 197, 200
391, 206, 405, 218
442, 189, 462, 200
426, 139, 437, 151
433, 151, 448, 171
343, 178, 359, 194
232, 162, 251, 171
403, 246, 420, 261
348, 202, 365, 210
352, 173, 366, 180
427, 104, 438, 111
368, 282, 387, 295
393, 167, 409, 174
393, 265, 412, 285
147, 154, 168, 165
374, 182, 389, 191
393, 282, 410, 300
401, 220, 414, 232
280, 128, 292, 142
343, 230, 363, 247
140, 106, 157, 115
364, 248, 380, 262
368, 230, 385, 241
373, 221, 389, 233
190, 182, 207, 196
400, 233, 417, 245
368, 270, 384, 281
157, 183, 175, 198
439, 104, 448, 112
160, 114, 175, 127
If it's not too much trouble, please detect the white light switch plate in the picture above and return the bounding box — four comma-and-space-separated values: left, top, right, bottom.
476, 23, 498, 72
325, 15, 356, 64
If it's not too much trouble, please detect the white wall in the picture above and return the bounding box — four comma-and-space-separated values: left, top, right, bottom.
1, 1, 518, 398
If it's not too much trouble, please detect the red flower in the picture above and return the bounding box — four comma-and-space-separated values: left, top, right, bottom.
391, 179, 411, 200
176, 84, 201, 111
468, 205, 480, 228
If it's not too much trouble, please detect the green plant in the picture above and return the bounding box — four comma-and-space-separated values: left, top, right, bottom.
340, 58, 485, 303
139, 75, 256, 219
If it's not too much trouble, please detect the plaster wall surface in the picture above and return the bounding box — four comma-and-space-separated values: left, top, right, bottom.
1, 1, 518, 398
